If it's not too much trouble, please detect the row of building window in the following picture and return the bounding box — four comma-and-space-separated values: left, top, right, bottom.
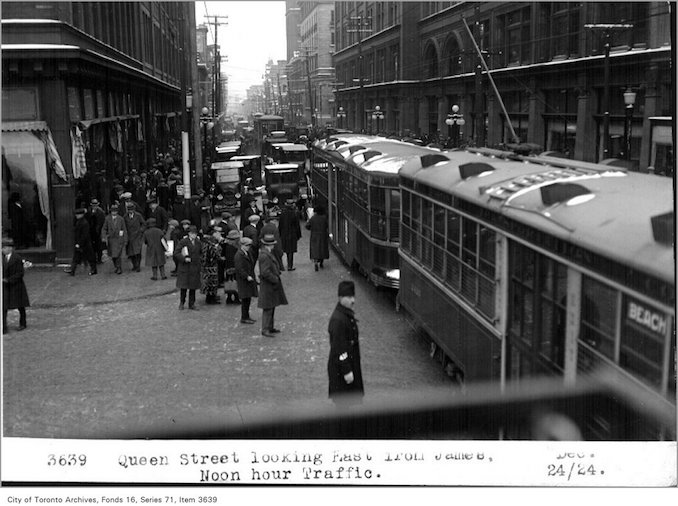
69, 2, 182, 85
334, 3, 661, 85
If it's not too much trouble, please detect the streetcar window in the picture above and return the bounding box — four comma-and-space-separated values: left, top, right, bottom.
421, 199, 433, 269
401, 190, 410, 228
432, 204, 446, 276
580, 277, 617, 363
619, 295, 668, 389
446, 211, 461, 290
389, 189, 401, 242
411, 194, 421, 260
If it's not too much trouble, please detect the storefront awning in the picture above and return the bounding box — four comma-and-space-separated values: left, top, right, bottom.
77, 114, 140, 130
2, 120, 48, 132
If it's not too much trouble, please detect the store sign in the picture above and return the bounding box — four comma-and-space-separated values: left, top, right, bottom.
626, 299, 669, 336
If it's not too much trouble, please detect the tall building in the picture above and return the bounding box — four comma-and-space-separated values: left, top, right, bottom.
286, 1, 336, 127
333, 2, 673, 174
2, 1, 199, 262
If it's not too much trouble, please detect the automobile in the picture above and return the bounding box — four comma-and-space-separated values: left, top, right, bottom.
210, 160, 244, 213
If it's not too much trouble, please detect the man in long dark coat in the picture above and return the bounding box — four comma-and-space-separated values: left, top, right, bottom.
257, 233, 288, 337
260, 214, 285, 271
306, 205, 329, 271
123, 201, 146, 272
234, 236, 258, 324
327, 280, 364, 408
88, 198, 106, 264
278, 196, 302, 271
65, 208, 97, 276
148, 198, 169, 233
174, 225, 202, 310
2, 238, 30, 332
243, 214, 261, 261
143, 218, 168, 280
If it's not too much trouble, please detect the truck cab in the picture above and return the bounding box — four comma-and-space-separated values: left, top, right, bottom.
210, 161, 243, 214
263, 163, 299, 210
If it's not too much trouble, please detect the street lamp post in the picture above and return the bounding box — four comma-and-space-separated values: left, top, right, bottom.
371, 105, 384, 134
337, 106, 346, 129
623, 88, 636, 161
445, 104, 466, 148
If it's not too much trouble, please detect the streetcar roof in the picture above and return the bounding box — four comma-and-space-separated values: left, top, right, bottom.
315, 134, 442, 175
400, 149, 674, 282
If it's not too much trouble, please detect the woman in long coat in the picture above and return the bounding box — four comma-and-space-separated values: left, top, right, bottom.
306, 204, 329, 271
233, 237, 258, 323
101, 203, 128, 274
123, 201, 146, 272
200, 227, 222, 304
143, 218, 167, 280
174, 226, 202, 309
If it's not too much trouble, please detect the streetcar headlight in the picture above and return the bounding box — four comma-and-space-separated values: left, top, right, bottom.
385, 269, 400, 280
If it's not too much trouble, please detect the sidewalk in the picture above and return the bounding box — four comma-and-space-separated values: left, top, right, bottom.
24, 262, 177, 308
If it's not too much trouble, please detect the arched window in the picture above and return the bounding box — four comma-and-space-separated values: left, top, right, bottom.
423, 43, 439, 79
443, 37, 462, 76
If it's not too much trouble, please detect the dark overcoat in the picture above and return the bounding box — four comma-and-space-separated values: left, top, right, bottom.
278, 205, 301, 254
73, 216, 95, 262
306, 212, 329, 260
2, 253, 30, 309
234, 248, 259, 299
327, 303, 364, 400
101, 213, 128, 258
260, 221, 284, 264
149, 205, 169, 232
143, 226, 167, 267
123, 210, 146, 256
87, 207, 106, 239
257, 247, 288, 309
174, 236, 202, 290
243, 224, 259, 260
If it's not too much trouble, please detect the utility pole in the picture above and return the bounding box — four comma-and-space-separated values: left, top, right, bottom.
301, 48, 315, 127
348, 15, 372, 131
206, 16, 228, 118
584, 23, 633, 160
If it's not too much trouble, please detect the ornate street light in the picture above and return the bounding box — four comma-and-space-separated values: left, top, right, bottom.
445, 104, 466, 148
337, 106, 346, 128
371, 105, 384, 134
623, 88, 636, 161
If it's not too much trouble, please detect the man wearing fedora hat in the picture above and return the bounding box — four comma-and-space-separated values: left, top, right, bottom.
260, 213, 285, 271
88, 198, 106, 264
257, 233, 288, 337
148, 198, 169, 233
65, 208, 97, 276
101, 203, 127, 274
174, 225, 202, 310
327, 280, 364, 408
234, 236, 258, 323
123, 201, 146, 272
278, 194, 302, 271
2, 237, 30, 332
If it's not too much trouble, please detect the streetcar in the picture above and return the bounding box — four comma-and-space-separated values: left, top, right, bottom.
311, 134, 444, 289
311, 134, 675, 439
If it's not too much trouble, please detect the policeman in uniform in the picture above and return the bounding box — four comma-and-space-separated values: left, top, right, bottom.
327, 280, 364, 408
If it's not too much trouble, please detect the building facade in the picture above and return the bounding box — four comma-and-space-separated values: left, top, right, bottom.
333, 2, 673, 174
286, 1, 336, 128
2, 1, 199, 262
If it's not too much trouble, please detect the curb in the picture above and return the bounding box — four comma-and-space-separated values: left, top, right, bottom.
31, 288, 179, 309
